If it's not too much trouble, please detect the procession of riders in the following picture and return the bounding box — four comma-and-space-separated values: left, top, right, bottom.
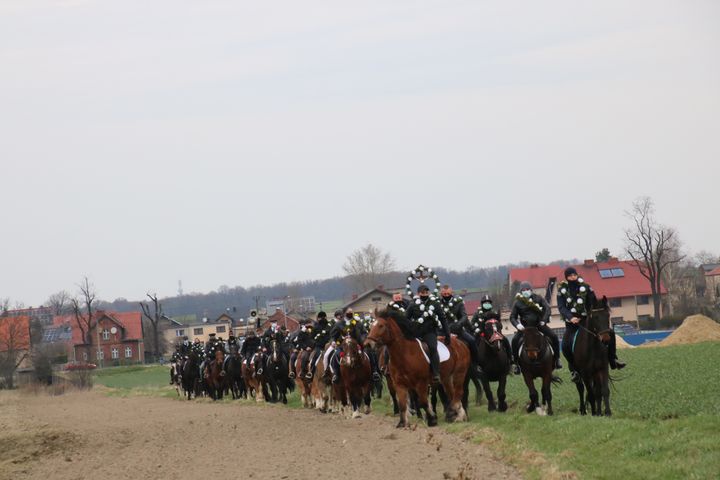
170, 265, 626, 420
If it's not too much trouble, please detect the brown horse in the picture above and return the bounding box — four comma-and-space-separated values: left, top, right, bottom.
573, 296, 613, 416
518, 326, 561, 415
365, 309, 470, 428
310, 353, 332, 412
339, 337, 372, 418
241, 352, 265, 402
294, 349, 313, 408
205, 350, 225, 400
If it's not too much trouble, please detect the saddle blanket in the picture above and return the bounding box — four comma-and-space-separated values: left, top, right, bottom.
415, 339, 450, 364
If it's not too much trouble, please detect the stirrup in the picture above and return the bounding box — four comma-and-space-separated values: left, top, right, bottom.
257, 368, 263, 375
305, 372, 313, 379
570, 371, 580, 383
288, 371, 295, 379
372, 372, 381, 381
611, 360, 626, 370
555, 359, 563, 369
513, 365, 521, 375
332, 374, 339, 384
432, 374, 441, 385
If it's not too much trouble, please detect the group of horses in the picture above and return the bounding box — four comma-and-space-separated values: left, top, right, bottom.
169, 297, 616, 428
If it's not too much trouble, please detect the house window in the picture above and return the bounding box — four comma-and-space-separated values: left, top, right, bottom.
610, 316, 624, 324
216, 326, 226, 333
371, 296, 382, 302
638, 314, 650, 324
96, 350, 104, 360
609, 298, 622, 308
111, 348, 119, 359
82, 352, 88, 361
193, 328, 203, 335
125, 346, 133, 358
175, 329, 185, 337
102, 329, 110, 340
637, 295, 650, 305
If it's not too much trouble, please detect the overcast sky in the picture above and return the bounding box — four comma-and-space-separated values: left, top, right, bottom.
2, 0, 719, 306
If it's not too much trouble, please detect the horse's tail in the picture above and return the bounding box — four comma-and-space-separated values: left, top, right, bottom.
550, 375, 563, 386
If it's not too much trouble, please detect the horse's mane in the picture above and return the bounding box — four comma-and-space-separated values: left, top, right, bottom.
377, 308, 415, 340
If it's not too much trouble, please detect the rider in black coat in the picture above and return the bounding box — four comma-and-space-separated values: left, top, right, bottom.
405, 285, 451, 384
558, 267, 626, 382
240, 331, 262, 369
510, 282, 562, 373
440, 285, 483, 376
469, 294, 513, 365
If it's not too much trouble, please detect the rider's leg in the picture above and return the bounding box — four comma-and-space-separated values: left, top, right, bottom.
289, 350, 298, 378
562, 325, 579, 382
511, 333, 522, 374
422, 332, 441, 383
459, 330, 483, 375
607, 331, 626, 369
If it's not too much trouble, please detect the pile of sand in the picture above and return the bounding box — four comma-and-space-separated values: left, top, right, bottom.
660, 314, 720, 346
615, 335, 634, 349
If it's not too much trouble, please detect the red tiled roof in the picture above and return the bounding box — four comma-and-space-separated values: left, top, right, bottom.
706, 267, 720, 277
0, 315, 30, 351
509, 265, 564, 289
510, 260, 666, 299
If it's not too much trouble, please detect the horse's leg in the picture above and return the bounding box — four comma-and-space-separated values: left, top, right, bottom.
541, 374, 553, 416
482, 376, 496, 412
472, 376, 483, 406
523, 372, 538, 413
497, 374, 508, 412
416, 382, 437, 427
462, 372, 470, 413
395, 386, 410, 428
602, 371, 612, 417
576, 376, 586, 415
593, 373, 603, 417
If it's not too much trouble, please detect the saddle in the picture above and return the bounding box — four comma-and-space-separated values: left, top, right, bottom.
415, 339, 451, 364
518, 334, 553, 358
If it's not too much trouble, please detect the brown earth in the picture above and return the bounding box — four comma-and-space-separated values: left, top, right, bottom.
0, 389, 520, 480
660, 314, 720, 346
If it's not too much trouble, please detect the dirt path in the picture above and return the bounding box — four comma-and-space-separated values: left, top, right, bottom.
0, 389, 519, 480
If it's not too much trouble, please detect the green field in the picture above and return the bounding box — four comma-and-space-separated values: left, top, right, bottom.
94, 342, 720, 479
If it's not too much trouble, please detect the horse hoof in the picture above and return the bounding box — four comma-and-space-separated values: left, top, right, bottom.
488, 404, 497, 412
352, 411, 362, 419
535, 407, 547, 416
526, 404, 535, 414
427, 416, 438, 427
499, 403, 508, 412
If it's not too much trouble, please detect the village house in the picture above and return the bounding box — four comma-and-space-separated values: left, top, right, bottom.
0, 315, 31, 388
54, 311, 145, 365
340, 287, 394, 316
162, 316, 233, 348
509, 258, 667, 330
705, 266, 720, 305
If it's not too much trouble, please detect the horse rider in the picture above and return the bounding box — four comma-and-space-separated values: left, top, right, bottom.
405, 284, 452, 385
440, 285, 483, 376
308, 311, 332, 379
240, 330, 263, 374
558, 266, 626, 383
289, 321, 314, 379
222, 332, 240, 373
510, 282, 562, 374
169, 345, 183, 384
179, 335, 192, 356
391, 292, 410, 310
469, 294, 514, 367
324, 307, 368, 384
202, 333, 226, 378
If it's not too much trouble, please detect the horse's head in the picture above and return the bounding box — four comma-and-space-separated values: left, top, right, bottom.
522, 327, 543, 361
483, 319, 503, 351
341, 336, 361, 368
214, 349, 224, 365
271, 339, 278, 362
366, 308, 398, 348
588, 296, 612, 343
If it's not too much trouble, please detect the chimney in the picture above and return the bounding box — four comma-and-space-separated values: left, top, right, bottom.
584, 259, 595, 266
530, 264, 539, 268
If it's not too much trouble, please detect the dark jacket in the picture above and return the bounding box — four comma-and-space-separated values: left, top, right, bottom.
329, 318, 365, 344
312, 319, 332, 347
294, 327, 315, 350
205, 339, 226, 357
557, 279, 597, 323
405, 296, 451, 338
509, 293, 551, 328
440, 295, 469, 334
240, 336, 262, 357
469, 309, 503, 334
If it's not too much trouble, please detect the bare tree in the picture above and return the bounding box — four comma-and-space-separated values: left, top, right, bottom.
695, 250, 720, 266
71, 277, 97, 347
342, 243, 396, 292
0, 314, 30, 389
140, 292, 164, 362
624, 197, 685, 327
46, 290, 71, 315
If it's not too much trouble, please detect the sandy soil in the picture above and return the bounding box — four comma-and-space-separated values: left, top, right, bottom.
0, 389, 520, 480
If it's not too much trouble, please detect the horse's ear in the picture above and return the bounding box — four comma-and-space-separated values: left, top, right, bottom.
601, 296, 608, 308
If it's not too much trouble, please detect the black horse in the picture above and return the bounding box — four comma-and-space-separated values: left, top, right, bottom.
573, 296, 613, 416
518, 325, 561, 415
181, 352, 200, 401
475, 319, 510, 412
264, 340, 290, 404
225, 351, 246, 400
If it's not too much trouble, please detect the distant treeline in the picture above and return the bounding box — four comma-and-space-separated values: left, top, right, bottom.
99, 260, 576, 320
